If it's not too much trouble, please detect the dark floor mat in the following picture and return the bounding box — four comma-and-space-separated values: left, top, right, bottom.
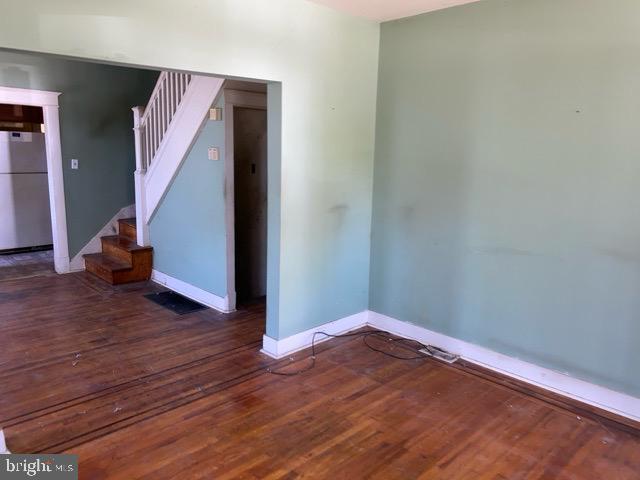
144, 291, 208, 315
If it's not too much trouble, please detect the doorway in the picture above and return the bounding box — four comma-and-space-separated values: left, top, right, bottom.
234, 107, 268, 304
0, 106, 55, 280
0, 87, 69, 274
224, 87, 268, 310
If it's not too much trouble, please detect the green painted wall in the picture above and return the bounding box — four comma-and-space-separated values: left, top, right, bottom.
371, 0, 640, 396
1, 0, 638, 398
266, 83, 283, 337
0, 0, 379, 339
0, 51, 157, 257
149, 95, 227, 298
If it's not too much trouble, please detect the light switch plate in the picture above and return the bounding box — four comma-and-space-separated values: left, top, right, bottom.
71, 159, 79, 169
208, 147, 220, 161
209, 107, 223, 121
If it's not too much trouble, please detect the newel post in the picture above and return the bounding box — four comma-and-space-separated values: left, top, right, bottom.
132, 106, 150, 247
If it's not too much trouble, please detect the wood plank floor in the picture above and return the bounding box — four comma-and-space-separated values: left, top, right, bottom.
1, 271, 639, 479
0, 249, 55, 281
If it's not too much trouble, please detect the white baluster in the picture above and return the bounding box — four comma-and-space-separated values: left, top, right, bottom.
162, 74, 168, 135
154, 97, 159, 157
144, 121, 150, 168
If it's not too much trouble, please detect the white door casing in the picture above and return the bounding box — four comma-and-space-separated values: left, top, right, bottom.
0, 86, 70, 273
223, 89, 267, 311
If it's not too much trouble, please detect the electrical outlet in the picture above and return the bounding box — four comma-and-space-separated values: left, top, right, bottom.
419, 347, 460, 364
71, 159, 79, 170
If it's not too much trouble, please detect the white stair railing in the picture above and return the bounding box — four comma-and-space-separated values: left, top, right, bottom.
134, 72, 193, 173
132, 72, 224, 246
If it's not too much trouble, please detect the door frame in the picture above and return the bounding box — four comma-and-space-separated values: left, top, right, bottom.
224, 88, 267, 312
0, 86, 70, 273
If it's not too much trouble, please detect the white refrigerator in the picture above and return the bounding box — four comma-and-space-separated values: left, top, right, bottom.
0, 131, 53, 250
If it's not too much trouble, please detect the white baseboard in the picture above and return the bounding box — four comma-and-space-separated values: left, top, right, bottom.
68, 204, 136, 272
261, 311, 369, 359
262, 310, 640, 422
151, 269, 231, 313
367, 311, 640, 423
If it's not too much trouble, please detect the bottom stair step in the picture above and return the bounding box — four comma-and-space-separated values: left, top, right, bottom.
84, 253, 131, 284
84, 253, 130, 271
83, 252, 153, 285
83, 229, 153, 285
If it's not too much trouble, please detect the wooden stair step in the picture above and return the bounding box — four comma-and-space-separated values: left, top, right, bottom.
83, 253, 132, 284
101, 235, 153, 263
83, 253, 131, 271
84, 217, 153, 285
101, 235, 152, 251
118, 218, 137, 241
101, 234, 150, 250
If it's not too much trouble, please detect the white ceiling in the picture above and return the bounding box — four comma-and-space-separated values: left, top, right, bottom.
309, 0, 483, 22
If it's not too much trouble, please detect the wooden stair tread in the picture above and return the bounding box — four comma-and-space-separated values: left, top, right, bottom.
119, 218, 137, 228
101, 235, 153, 252
117, 218, 138, 241
83, 253, 132, 271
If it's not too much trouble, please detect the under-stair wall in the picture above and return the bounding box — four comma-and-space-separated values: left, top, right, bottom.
148, 93, 229, 311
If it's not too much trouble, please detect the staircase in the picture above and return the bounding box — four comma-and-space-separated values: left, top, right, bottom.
132, 72, 225, 246
83, 72, 223, 284
83, 218, 153, 284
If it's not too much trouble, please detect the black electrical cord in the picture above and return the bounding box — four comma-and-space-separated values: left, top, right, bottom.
267, 329, 444, 376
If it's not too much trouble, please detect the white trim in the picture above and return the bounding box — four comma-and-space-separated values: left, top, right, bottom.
224, 89, 268, 312
0, 86, 60, 107
260, 311, 369, 359
68, 204, 136, 272
0, 86, 70, 274
223, 96, 236, 311
261, 310, 640, 422
368, 311, 640, 423
134, 170, 149, 246
151, 269, 231, 313
143, 75, 225, 222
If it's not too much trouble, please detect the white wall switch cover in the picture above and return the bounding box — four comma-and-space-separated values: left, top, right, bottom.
208, 147, 220, 161
209, 107, 223, 121
71, 159, 79, 169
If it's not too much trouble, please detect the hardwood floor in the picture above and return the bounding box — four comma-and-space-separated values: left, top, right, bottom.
0, 249, 55, 281
1, 270, 639, 479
